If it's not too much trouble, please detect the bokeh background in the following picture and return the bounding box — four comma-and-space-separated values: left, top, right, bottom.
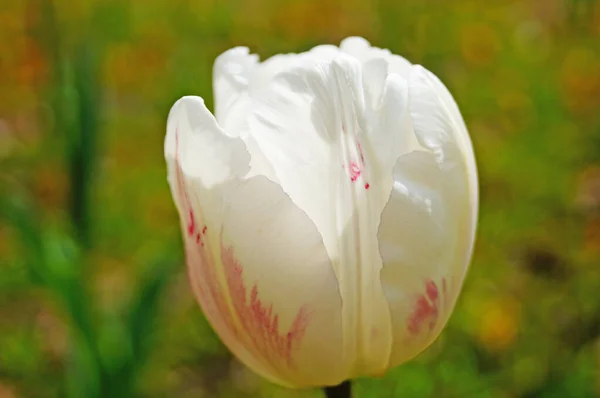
2, 0, 600, 397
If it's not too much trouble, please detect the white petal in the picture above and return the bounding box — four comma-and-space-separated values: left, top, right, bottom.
213, 47, 259, 133
386, 53, 413, 79
408, 65, 456, 149
362, 58, 388, 110
378, 151, 457, 366
166, 96, 348, 387
220, 176, 346, 387
409, 65, 478, 232
339, 36, 372, 59
408, 65, 478, 244
249, 55, 394, 376
165, 96, 250, 187
366, 73, 420, 184
249, 55, 367, 237
340, 36, 413, 78
165, 96, 280, 383
379, 65, 477, 367
249, 44, 342, 95
249, 54, 296, 93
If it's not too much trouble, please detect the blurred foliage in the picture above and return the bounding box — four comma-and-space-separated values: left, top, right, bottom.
1, 0, 600, 397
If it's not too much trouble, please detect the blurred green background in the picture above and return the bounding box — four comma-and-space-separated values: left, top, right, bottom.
1, 0, 600, 397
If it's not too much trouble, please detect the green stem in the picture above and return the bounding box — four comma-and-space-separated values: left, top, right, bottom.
324, 380, 352, 398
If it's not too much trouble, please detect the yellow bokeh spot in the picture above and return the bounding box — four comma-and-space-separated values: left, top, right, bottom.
477, 298, 520, 352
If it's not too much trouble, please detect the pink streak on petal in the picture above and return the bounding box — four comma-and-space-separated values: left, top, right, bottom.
349, 162, 361, 182
407, 279, 441, 336
173, 128, 310, 368
357, 141, 365, 165
221, 244, 311, 367
174, 127, 236, 343
187, 210, 196, 236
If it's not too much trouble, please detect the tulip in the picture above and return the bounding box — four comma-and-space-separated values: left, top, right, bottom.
164, 36, 478, 390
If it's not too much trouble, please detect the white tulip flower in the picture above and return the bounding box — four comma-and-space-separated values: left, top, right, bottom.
165, 36, 478, 389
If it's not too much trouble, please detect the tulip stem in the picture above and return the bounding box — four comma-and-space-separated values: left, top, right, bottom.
324, 380, 351, 398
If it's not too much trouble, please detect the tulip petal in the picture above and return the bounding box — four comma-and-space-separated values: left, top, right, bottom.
409, 65, 478, 233
366, 73, 421, 186
362, 57, 388, 110
166, 96, 346, 388
249, 44, 342, 95
165, 96, 275, 383
213, 47, 259, 133
407, 65, 478, 254
219, 176, 346, 387
378, 151, 457, 366
378, 65, 477, 367
340, 36, 412, 78
249, 56, 396, 376
339, 36, 372, 59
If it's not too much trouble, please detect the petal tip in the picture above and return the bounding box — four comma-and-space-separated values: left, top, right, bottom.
340, 36, 372, 50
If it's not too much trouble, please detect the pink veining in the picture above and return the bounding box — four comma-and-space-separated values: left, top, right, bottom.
357, 141, 365, 165
222, 245, 311, 366
175, 127, 236, 342
407, 279, 445, 335
349, 162, 361, 182
348, 140, 370, 189
174, 127, 309, 368
187, 210, 196, 236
